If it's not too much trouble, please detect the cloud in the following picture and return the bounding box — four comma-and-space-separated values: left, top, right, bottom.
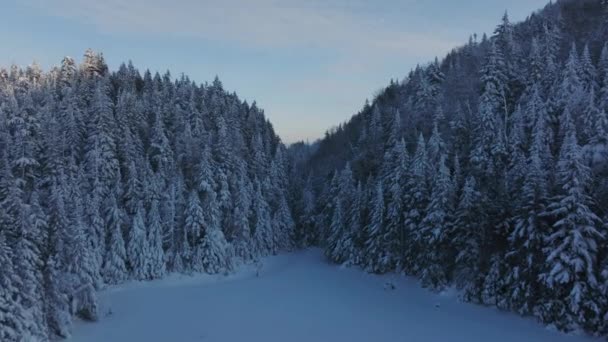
23, 0, 456, 61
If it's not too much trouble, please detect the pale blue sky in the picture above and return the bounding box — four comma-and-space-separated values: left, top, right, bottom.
1, 0, 549, 143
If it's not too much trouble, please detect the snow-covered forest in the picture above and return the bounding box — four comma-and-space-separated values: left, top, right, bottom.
0, 50, 295, 340
288, 0, 608, 337
2, 0, 608, 340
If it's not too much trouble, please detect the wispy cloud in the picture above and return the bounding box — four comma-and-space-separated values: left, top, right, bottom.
24, 0, 456, 62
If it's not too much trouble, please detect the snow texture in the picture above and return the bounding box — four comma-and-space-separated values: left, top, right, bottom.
70, 249, 597, 342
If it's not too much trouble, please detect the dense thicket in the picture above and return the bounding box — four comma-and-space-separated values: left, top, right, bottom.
0, 51, 294, 340
289, 0, 608, 335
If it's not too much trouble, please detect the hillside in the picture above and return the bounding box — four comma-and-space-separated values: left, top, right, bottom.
0, 51, 294, 340
288, 0, 608, 336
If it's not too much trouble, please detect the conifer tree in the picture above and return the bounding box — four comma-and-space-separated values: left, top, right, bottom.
146, 199, 166, 279
403, 134, 429, 274
196, 188, 232, 273
539, 124, 604, 331
102, 183, 128, 285
0, 233, 29, 341
364, 181, 387, 273
127, 201, 148, 280
418, 154, 454, 289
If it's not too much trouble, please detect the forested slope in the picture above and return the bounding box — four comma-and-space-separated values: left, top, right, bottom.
0, 51, 294, 340
289, 0, 608, 336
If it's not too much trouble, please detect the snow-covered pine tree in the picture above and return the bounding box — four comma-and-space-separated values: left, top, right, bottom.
231, 164, 254, 260
539, 122, 604, 332
450, 176, 484, 300
580, 43, 599, 93
417, 154, 454, 290
43, 255, 72, 339
127, 201, 148, 280
326, 164, 356, 264
61, 183, 99, 321
199, 189, 232, 274
326, 184, 346, 263
402, 134, 429, 275
364, 181, 387, 273
0, 233, 29, 341
558, 43, 585, 117
505, 111, 551, 315
186, 189, 205, 272
383, 138, 409, 270
599, 43, 608, 111
272, 196, 295, 252
582, 89, 600, 145
102, 182, 128, 285
292, 173, 316, 248
146, 198, 166, 279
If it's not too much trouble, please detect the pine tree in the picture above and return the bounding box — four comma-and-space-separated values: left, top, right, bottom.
346, 182, 363, 265
2, 163, 46, 339
43, 255, 72, 339
146, 199, 166, 279
559, 43, 585, 115
61, 184, 98, 322
84, 78, 119, 195
403, 134, 429, 274
326, 191, 346, 263
272, 196, 295, 251
320, 171, 340, 243
84, 182, 105, 288
185, 190, 204, 271
580, 43, 599, 93
527, 38, 544, 86
252, 181, 273, 256
418, 154, 454, 289
539, 126, 604, 331
480, 41, 508, 115
326, 164, 356, 264
599, 43, 608, 111
384, 139, 409, 270
428, 119, 445, 165
505, 115, 550, 314
590, 108, 608, 146
231, 167, 254, 259
582, 89, 600, 144
541, 23, 561, 98
127, 201, 148, 280
450, 176, 484, 298
506, 105, 527, 194
0, 233, 29, 341
364, 181, 387, 273
102, 183, 128, 285
199, 189, 232, 274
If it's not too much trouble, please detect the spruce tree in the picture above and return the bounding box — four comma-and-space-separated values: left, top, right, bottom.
539, 125, 604, 331
102, 183, 128, 285
418, 154, 454, 290
127, 201, 148, 280
364, 181, 387, 273
146, 199, 166, 279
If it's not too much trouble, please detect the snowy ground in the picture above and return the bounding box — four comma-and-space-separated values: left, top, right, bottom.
70, 249, 597, 342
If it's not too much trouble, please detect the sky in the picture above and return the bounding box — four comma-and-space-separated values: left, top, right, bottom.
1, 0, 550, 143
